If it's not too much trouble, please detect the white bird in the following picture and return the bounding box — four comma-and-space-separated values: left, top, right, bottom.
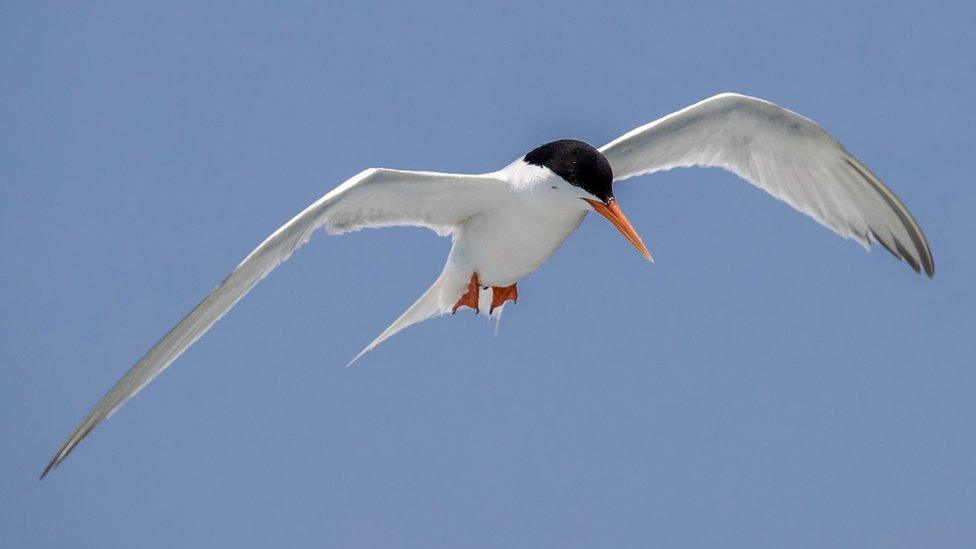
42, 93, 933, 477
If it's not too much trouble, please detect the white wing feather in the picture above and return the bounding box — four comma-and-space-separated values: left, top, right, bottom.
600, 93, 933, 275
42, 168, 505, 477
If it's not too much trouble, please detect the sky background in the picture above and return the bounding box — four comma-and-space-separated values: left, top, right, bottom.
2, 1, 974, 547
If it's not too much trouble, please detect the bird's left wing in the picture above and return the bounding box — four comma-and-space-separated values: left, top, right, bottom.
42, 168, 506, 478
599, 93, 933, 276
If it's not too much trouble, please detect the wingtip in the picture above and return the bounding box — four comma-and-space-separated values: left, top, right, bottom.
39, 457, 59, 481
903, 248, 935, 279
39, 440, 75, 480
847, 158, 935, 280
921, 251, 936, 278
345, 343, 376, 368
344, 352, 366, 369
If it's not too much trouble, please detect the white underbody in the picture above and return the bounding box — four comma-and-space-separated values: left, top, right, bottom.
448, 162, 587, 288
350, 160, 591, 361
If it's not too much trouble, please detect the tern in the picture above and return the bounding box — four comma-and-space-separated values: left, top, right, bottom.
42, 93, 934, 478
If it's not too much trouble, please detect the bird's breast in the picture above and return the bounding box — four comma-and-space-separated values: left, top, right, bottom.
449, 190, 586, 287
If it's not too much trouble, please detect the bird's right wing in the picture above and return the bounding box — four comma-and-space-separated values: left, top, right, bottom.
42, 168, 506, 478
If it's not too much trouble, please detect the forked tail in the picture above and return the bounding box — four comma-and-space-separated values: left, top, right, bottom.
347, 264, 488, 366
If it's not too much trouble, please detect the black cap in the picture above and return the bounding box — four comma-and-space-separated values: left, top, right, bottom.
524, 139, 614, 203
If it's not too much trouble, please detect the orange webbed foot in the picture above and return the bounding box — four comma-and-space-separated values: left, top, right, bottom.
452, 273, 481, 314
490, 283, 517, 314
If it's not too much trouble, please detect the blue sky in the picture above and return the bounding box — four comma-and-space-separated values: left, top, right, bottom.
2, 1, 973, 547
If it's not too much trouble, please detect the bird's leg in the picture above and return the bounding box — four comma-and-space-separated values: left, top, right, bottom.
452, 272, 481, 314
489, 283, 518, 314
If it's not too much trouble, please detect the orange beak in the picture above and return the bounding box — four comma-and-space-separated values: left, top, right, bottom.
581, 197, 653, 262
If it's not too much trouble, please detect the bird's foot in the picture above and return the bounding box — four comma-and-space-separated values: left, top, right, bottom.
490, 283, 517, 314
452, 272, 481, 314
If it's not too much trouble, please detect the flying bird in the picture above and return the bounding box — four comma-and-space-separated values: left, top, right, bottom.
42, 93, 934, 478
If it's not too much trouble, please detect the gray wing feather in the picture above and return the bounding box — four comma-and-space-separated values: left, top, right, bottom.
600, 93, 933, 276
42, 168, 504, 478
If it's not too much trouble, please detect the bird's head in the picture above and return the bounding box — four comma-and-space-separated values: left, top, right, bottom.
524, 139, 652, 261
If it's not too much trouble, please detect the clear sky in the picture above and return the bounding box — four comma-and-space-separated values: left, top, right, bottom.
2, 1, 973, 547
